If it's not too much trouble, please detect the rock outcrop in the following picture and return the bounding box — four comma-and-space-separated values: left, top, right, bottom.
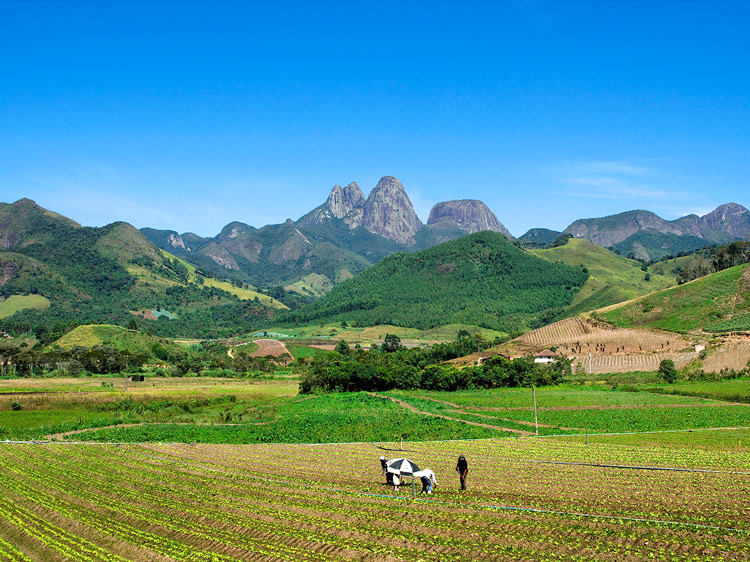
362, 176, 423, 245
326, 182, 366, 219
427, 200, 513, 239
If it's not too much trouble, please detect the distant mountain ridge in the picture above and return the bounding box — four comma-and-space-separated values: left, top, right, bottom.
141, 175, 749, 288
142, 175, 512, 290
0, 198, 277, 339
563, 203, 750, 258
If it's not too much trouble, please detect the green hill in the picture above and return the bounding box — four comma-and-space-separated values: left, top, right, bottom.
530, 238, 676, 315
281, 231, 589, 332
599, 263, 750, 333
51, 324, 184, 360
0, 199, 278, 339
610, 230, 713, 262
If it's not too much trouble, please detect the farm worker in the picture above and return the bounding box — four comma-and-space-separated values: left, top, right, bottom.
455, 455, 468, 491
380, 456, 394, 485
415, 469, 437, 494
392, 473, 400, 491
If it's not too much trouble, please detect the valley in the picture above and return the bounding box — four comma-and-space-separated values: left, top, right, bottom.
1, 191, 750, 562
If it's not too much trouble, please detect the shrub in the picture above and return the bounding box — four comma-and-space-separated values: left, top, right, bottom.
658, 359, 678, 384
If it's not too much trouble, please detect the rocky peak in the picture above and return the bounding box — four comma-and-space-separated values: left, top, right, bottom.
700, 203, 750, 238
362, 176, 423, 245
427, 200, 513, 239
326, 182, 365, 219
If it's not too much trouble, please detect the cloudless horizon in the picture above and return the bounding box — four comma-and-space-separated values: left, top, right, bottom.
1, 0, 748, 237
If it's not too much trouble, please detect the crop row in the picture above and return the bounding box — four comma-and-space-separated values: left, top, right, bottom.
1, 441, 748, 561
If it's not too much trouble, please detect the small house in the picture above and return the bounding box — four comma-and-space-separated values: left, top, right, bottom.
534, 350, 560, 364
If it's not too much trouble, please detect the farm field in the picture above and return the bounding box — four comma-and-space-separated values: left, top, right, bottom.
0, 438, 748, 561
384, 388, 750, 436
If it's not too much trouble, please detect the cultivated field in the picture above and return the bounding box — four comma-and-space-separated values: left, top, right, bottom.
703, 340, 750, 373
0, 438, 747, 561
251, 339, 292, 358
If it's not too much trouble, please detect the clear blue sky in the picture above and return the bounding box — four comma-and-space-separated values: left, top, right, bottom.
1, 0, 748, 237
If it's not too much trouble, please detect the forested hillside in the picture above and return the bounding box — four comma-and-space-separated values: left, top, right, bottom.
0, 199, 276, 339
281, 231, 588, 332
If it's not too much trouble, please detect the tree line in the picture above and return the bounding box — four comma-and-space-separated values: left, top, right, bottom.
298, 333, 570, 393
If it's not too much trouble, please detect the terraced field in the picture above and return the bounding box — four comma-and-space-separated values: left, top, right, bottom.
0, 439, 747, 561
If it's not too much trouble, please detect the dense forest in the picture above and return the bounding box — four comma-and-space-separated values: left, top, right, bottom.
281, 232, 589, 332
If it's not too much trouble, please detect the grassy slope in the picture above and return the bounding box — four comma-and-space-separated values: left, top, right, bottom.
51, 324, 183, 358
0, 294, 50, 318
159, 249, 288, 309
599, 263, 750, 332
284, 273, 333, 297
530, 238, 675, 315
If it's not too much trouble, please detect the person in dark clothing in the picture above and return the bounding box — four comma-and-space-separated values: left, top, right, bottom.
380, 456, 393, 485
455, 455, 468, 490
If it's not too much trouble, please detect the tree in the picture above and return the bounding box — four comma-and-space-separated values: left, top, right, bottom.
658, 359, 678, 383
334, 340, 350, 356
382, 334, 402, 353
128, 318, 138, 332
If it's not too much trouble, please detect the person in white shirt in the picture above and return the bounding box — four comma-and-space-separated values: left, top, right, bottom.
392, 474, 400, 491
415, 468, 437, 494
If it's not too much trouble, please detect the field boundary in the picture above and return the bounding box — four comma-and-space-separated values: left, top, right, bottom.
368, 392, 533, 436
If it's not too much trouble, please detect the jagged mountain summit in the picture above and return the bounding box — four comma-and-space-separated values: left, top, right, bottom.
143, 175, 513, 292
300, 176, 426, 246
361, 176, 423, 245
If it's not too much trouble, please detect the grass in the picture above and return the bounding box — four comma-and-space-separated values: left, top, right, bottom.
67, 393, 508, 443
530, 238, 675, 314
642, 377, 750, 403
159, 249, 288, 309
600, 264, 750, 332
285, 343, 326, 359
49, 324, 183, 359
3, 375, 749, 449
257, 322, 507, 344
389, 385, 705, 409
284, 273, 333, 297
554, 428, 750, 451
0, 294, 50, 318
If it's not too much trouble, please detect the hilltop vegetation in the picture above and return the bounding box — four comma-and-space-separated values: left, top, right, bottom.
530, 237, 675, 316
599, 263, 750, 333
0, 199, 278, 339
281, 232, 588, 332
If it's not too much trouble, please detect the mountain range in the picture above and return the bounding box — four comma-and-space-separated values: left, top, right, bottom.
142, 175, 750, 289
2, 190, 749, 339
141, 176, 514, 294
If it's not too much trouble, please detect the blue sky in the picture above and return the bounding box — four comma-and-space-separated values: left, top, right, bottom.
1, 0, 748, 237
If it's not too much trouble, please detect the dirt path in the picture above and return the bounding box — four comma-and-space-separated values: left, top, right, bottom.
45, 421, 270, 441
368, 393, 532, 436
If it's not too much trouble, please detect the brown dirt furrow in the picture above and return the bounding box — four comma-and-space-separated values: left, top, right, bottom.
368, 393, 532, 436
